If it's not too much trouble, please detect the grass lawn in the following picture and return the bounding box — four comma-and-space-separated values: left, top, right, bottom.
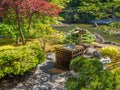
54, 24, 120, 43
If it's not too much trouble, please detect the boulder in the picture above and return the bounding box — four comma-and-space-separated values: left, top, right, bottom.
93, 51, 102, 59
83, 47, 102, 58
83, 47, 97, 58
93, 22, 99, 28
94, 33, 105, 43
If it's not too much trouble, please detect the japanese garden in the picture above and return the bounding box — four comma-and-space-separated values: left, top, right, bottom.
0, 0, 120, 90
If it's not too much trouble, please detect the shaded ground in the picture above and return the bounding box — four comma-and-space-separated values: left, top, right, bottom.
0, 53, 75, 90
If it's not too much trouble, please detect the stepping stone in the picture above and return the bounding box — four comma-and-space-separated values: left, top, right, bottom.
48, 68, 67, 74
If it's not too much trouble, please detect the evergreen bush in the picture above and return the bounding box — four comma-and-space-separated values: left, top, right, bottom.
100, 46, 120, 62
0, 44, 45, 78
63, 30, 94, 44
66, 57, 118, 90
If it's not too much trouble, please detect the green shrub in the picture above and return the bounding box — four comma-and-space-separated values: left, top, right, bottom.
70, 57, 103, 72
30, 23, 64, 51
63, 33, 78, 44
100, 46, 120, 62
0, 45, 14, 51
63, 29, 95, 44
66, 57, 118, 90
112, 70, 120, 90
82, 31, 95, 44
50, 31, 65, 44
99, 22, 120, 31
0, 23, 16, 38
0, 44, 45, 78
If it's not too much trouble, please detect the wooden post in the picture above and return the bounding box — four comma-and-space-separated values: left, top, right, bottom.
73, 28, 86, 46
79, 33, 82, 45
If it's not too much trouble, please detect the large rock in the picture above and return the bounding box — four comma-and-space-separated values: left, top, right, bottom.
94, 33, 105, 43
93, 22, 99, 28
83, 47, 96, 58
83, 47, 102, 58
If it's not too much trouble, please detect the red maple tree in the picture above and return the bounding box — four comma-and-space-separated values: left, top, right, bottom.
0, 0, 61, 44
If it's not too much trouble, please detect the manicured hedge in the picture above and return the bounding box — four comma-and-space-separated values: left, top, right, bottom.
0, 44, 45, 78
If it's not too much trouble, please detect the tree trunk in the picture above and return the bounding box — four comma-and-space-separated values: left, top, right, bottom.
19, 28, 25, 44
16, 9, 25, 44
38, 38, 46, 51
79, 33, 82, 45
27, 15, 32, 41
16, 37, 20, 45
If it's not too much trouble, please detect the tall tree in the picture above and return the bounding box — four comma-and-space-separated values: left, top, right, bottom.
0, 0, 61, 44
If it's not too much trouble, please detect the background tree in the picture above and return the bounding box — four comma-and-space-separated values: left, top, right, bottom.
62, 0, 120, 23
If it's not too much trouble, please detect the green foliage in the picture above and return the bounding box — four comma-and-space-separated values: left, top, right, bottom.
82, 31, 95, 44
63, 32, 78, 44
110, 22, 120, 30
50, 31, 65, 44
98, 22, 120, 35
47, 0, 70, 8
100, 46, 120, 62
31, 23, 64, 44
70, 57, 103, 72
111, 70, 120, 90
100, 46, 119, 58
0, 45, 14, 50
30, 23, 65, 51
66, 56, 118, 90
63, 29, 94, 44
0, 0, 61, 44
54, 24, 120, 44
62, 0, 120, 23
31, 23, 55, 38
0, 23, 16, 38
0, 44, 45, 78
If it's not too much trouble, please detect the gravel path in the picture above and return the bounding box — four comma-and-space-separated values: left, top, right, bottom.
0, 53, 76, 90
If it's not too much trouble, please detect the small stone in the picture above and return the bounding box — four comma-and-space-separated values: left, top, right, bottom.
2, 82, 10, 87
38, 85, 49, 90
27, 85, 33, 90
32, 80, 39, 85
53, 83, 60, 88
35, 74, 41, 79
40, 76, 48, 82
2, 80, 8, 83
11, 88, 18, 90
55, 78, 65, 83
17, 83, 23, 87
55, 86, 65, 90
32, 85, 38, 90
